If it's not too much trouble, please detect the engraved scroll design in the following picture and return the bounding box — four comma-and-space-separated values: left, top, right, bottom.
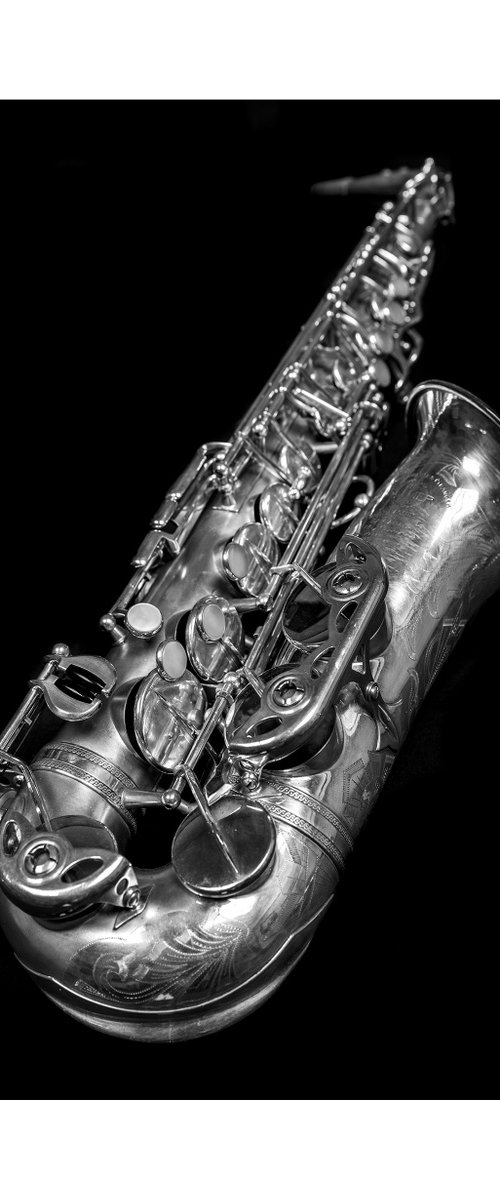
341, 747, 396, 836
65, 827, 335, 1008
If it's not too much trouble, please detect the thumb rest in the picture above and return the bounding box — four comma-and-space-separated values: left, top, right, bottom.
1, 158, 499, 1041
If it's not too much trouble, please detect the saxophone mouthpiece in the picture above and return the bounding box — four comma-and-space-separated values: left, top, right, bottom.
311, 166, 412, 197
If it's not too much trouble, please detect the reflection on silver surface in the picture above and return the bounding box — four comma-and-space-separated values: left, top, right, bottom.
134, 666, 206, 772
186, 594, 245, 681
224, 523, 279, 597
259, 483, 300, 543
279, 436, 321, 493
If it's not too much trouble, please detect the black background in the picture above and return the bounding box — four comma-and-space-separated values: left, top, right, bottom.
2, 101, 499, 1098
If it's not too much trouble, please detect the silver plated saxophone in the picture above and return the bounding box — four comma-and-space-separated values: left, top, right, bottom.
1, 158, 499, 1041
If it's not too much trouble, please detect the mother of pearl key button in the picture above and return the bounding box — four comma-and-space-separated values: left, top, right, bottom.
125, 602, 163, 639
200, 603, 226, 641
156, 639, 188, 680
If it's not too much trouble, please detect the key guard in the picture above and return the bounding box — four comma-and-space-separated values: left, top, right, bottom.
227, 535, 396, 763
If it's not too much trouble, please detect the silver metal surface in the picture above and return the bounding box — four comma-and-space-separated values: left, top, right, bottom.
223, 523, 280, 597
1, 160, 492, 1044
227, 536, 390, 762
186, 595, 245, 681
134, 662, 207, 772
259, 483, 300, 543
171, 791, 276, 898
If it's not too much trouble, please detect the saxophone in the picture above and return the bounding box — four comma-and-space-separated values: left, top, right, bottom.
1, 158, 499, 1042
